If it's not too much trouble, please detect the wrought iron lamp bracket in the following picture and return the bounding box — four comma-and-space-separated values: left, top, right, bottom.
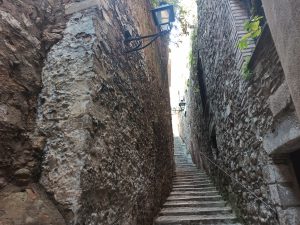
123, 29, 170, 53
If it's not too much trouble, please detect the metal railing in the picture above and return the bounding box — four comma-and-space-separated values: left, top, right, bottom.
197, 150, 278, 216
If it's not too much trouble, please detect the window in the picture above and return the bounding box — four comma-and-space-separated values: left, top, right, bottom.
291, 149, 300, 187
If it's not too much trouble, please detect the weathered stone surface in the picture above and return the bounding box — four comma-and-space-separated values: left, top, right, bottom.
37, 0, 173, 225
0, 0, 65, 199
269, 183, 300, 207
1, 0, 173, 225
262, 0, 300, 121
65, 0, 101, 15
268, 81, 292, 117
14, 168, 32, 186
178, 1, 292, 224
278, 207, 300, 225
263, 114, 300, 155
262, 164, 294, 184
0, 184, 66, 225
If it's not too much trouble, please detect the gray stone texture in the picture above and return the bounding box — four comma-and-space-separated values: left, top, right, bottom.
269, 183, 300, 207
0, 0, 174, 224
263, 114, 300, 155
278, 207, 300, 225
268, 81, 292, 117
178, 0, 296, 224
38, 0, 174, 225
261, 0, 300, 121
0, 0, 65, 189
262, 164, 294, 184
0, 184, 66, 225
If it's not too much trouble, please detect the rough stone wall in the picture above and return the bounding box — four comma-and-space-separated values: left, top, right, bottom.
0, 0, 173, 225
0, 1, 67, 224
261, 0, 300, 121
0, 0, 65, 190
179, 0, 300, 224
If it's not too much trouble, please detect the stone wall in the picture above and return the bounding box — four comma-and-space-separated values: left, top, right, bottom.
179, 0, 300, 224
0, 0, 173, 224
0, 1, 67, 224
261, 0, 300, 121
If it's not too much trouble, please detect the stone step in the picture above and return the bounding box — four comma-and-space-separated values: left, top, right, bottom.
173, 175, 209, 179
175, 172, 205, 175
175, 167, 198, 169
170, 191, 219, 196
167, 195, 222, 202
159, 207, 232, 216
158, 138, 239, 225
164, 200, 227, 208
175, 169, 198, 171
172, 187, 216, 192
173, 178, 210, 182
176, 163, 195, 165
175, 171, 201, 174
175, 166, 198, 168
175, 165, 197, 167
173, 180, 211, 185
173, 184, 214, 188
155, 214, 238, 224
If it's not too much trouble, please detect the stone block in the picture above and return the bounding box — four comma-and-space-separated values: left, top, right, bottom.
262, 0, 300, 121
0, 184, 66, 225
268, 81, 291, 117
278, 207, 300, 225
269, 183, 300, 207
0, 104, 23, 127
65, 0, 101, 15
263, 114, 300, 155
263, 164, 294, 184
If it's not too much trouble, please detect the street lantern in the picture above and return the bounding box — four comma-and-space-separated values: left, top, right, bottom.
151, 4, 175, 31
179, 100, 186, 111
123, 3, 175, 53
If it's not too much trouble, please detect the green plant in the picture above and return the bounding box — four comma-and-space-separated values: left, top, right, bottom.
238, 16, 263, 49
188, 50, 196, 68
241, 56, 252, 80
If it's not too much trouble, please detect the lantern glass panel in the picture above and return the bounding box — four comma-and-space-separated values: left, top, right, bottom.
155, 9, 170, 25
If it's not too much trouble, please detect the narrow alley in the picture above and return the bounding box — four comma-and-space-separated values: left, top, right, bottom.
155, 137, 240, 225
0, 0, 300, 225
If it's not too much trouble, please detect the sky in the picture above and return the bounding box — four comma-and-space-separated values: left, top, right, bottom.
169, 0, 197, 110
169, 0, 197, 135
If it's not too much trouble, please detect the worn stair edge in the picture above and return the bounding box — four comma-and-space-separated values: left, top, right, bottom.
169, 191, 219, 196
159, 206, 232, 216
155, 214, 238, 225
164, 200, 227, 208
167, 195, 222, 202
172, 187, 216, 191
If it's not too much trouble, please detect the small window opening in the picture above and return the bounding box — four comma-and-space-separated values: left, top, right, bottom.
210, 127, 219, 159
291, 149, 300, 187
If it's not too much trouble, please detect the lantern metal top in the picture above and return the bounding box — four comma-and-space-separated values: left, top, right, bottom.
151, 4, 175, 30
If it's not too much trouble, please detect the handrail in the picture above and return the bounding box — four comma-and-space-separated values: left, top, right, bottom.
197, 150, 278, 216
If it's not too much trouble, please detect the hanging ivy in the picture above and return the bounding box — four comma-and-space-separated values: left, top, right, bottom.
238, 16, 264, 49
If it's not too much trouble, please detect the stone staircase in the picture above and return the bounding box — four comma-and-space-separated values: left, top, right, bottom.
154, 137, 242, 225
